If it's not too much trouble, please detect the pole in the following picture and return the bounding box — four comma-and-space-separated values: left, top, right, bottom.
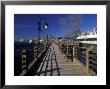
47, 34, 48, 45
38, 16, 41, 46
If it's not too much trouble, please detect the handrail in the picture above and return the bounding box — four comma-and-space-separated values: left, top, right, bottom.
74, 46, 97, 74
89, 51, 97, 74
16, 44, 50, 76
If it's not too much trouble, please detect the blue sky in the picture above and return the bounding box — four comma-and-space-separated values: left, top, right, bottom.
14, 14, 97, 41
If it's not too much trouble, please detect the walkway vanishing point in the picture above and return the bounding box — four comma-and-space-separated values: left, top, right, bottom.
30, 42, 89, 76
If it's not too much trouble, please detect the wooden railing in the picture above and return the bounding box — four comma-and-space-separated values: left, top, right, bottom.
76, 47, 87, 65
89, 51, 97, 74
56, 41, 97, 75
14, 43, 50, 76
74, 46, 97, 75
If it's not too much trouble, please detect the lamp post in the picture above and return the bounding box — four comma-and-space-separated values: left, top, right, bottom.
38, 20, 41, 46
47, 35, 48, 45
37, 17, 48, 47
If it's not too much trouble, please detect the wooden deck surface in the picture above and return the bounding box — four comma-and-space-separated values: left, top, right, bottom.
36, 42, 88, 76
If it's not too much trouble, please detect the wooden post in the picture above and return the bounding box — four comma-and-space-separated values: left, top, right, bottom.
72, 46, 75, 62
21, 49, 27, 73
34, 47, 38, 60
75, 46, 77, 58
67, 44, 68, 54
86, 48, 90, 74
58, 42, 60, 48
60, 43, 61, 49
88, 50, 93, 73
44, 44, 45, 50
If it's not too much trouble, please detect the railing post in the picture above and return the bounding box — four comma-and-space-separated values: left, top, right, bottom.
67, 44, 68, 54
86, 48, 90, 74
88, 50, 92, 71
60, 42, 61, 49
72, 46, 75, 61
75, 46, 78, 58
34, 47, 38, 60
58, 42, 60, 48
21, 49, 27, 73
43, 44, 45, 50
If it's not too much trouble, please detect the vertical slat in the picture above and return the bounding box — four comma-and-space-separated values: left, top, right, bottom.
21, 49, 27, 73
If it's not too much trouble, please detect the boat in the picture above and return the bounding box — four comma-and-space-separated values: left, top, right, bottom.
77, 28, 97, 45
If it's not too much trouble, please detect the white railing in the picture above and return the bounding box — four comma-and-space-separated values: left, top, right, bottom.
79, 41, 97, 44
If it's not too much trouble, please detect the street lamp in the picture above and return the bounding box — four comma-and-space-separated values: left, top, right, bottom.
44, 22, 48, 29
37, 17, 49, 46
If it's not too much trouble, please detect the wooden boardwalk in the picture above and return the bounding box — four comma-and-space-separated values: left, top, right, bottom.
35, 42, 88, 76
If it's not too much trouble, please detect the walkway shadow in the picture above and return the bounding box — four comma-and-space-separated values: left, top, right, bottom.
25, 45, 51, 76
36, 48, 51, 76
50, 50, 60, 76
36, 47, 61, 76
